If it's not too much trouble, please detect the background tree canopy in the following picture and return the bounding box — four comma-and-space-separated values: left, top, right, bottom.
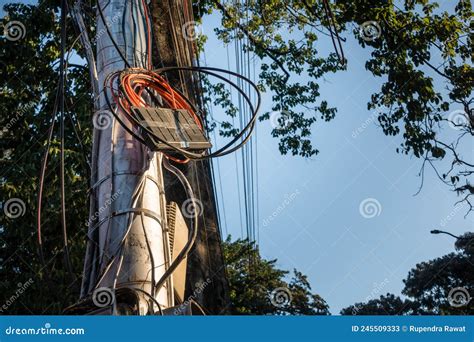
197, 0, 473, 212
1, 1, 91, 313
222, 237, 329, 315
0, 0, 472, 313
340, 232, 474, 315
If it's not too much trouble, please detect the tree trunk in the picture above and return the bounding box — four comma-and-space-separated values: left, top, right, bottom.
77, 0, 230, 315
150, 0, 231, 314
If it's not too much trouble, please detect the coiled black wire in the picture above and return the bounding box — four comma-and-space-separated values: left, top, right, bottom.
103, 66, 261, 160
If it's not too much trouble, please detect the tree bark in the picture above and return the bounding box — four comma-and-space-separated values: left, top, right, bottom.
150, 0, 231, 314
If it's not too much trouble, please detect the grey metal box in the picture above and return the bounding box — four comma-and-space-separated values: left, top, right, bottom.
131, 106, 211, 151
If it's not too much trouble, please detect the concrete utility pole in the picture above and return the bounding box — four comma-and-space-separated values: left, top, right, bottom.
75, 0, 230, 314
79, 0, 171, 314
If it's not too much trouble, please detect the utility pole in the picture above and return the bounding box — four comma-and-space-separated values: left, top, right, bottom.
76, 0, 170, 314
71, 0, 230, 314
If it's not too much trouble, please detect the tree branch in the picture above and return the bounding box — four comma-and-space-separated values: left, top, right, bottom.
213, 1, 290, 82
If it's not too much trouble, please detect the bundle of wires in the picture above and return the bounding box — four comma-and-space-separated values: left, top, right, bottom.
104, 66, 261, 163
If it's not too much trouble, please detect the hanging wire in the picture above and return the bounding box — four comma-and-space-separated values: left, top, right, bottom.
60, 0, 74, 278
322, 0, 345, 65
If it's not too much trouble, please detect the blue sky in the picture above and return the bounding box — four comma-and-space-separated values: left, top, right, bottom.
200, 12, 474, 313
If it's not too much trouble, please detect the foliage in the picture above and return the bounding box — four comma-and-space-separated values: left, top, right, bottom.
340, 232, 474, 315
0, 0, 472, 313
196, 0, 473, 211
340, 294, 419, 315
0, 1, 92, 313
222, 236, 330, 315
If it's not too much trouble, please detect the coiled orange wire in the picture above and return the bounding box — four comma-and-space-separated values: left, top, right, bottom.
113, 69, 204, 163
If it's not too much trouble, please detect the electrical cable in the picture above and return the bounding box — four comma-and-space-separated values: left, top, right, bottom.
93, 174, 147, 289
157, 66, 260, 158
156, 157, 198, 296
37, 85, 60, 266
99, 1, 259, 161
123, 287, 163, 315
98, 0, 131, 68
60, 0, 74, 278
322, 0, 345, 65
37, 15, 85, 270
141, 0, 152, 69
103, 66, 261, 162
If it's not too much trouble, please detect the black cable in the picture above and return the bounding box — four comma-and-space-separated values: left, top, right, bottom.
104, 66, 261, 160
156, 158, 198, 296
60, 0, 74, 279
37, 11, 83, 269
92, 174, 147, 289
322, 0, 345, 65
120, 287, 163, 315
140, 212, 156, 298
122, 1, 128, 63
156, 66, 261, 158
98, 0, 131, 68
37, 85, 61, 266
